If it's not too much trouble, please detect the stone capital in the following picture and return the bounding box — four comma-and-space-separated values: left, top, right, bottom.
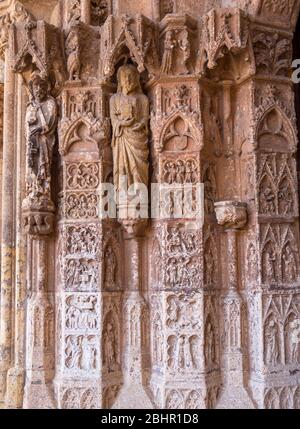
214, 201, 248, 230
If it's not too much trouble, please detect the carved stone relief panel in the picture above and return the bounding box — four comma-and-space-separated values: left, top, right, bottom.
165, 388, 204, 409
153, 223, 202, 291
256, 0, 299, 29
166, 292, 202, 375
260, 223, 299, 286
264, 386, 300, 409
61, 223, 101, 292
257, 154, 297, 217
262, 293, 300, 369
60, 385, 98, 409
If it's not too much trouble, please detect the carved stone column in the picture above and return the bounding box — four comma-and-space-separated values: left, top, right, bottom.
56, 83, 107, 409
5, 73, 27, 409
0, 45, 16, 406
214, 201, 254, 408
21, 70, 58, 408
23, 237, 55, 408
113, 221, 153, 409
148, 13, 208, 404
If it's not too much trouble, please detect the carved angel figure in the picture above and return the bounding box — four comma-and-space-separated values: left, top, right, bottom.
110, 64, 149, 197
25, 72, 57, 202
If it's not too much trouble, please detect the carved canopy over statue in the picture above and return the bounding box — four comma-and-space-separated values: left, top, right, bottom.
109, 64, 149, 198
25, 71, 57, 204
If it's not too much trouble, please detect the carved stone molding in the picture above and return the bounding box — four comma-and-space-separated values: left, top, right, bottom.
199, 8, 250, 75
100, 14, 159, 79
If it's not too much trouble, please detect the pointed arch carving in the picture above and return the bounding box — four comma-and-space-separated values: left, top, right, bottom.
59, 115, 110, 157
256, 105, 297, 152
59, 117, 98, 156
101, 15, 151, 78
152, 110, 203, 153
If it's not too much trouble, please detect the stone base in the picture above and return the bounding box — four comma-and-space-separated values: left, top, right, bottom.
5, 367, 25, 408
112, 383, 154, 409
216, 386, 255, 409
23, 380, 56, 409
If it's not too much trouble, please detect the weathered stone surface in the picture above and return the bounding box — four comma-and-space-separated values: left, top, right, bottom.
0, 0, 300, 409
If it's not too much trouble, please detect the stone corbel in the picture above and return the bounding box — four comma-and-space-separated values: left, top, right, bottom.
198, 8, 253, 77
214, 200, 248, 231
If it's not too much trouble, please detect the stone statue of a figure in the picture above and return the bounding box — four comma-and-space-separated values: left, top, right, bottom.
25, 72, 57, 203
110, 64, 149, 198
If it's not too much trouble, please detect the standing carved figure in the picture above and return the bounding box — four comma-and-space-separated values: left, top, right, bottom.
264, 319, 279, 365
104, 246, 116, 288
25, 72, 57, 202
66, 27, 81, 81
287, 319, 300, 363
110, 64, 149, 198
161, 31, 175, 74
179, 29, 191, 73
103, 322, 117, 371
205, 321, 215, 365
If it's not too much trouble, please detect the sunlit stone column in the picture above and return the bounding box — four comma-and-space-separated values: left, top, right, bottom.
0, 50, 16, 405
214, 201, 254, 409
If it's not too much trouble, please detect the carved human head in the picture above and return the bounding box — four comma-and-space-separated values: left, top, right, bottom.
29, 71, 49, 102
117, 64, 141, 95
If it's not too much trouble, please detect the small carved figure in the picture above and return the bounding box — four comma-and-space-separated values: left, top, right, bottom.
161, 31, 175, 74
204, 247, 214, 285
260, 185, 275, 214
91, 0, 109, 26
278, 179, 293, 215
104, 246, 117, 288
103, 322, 117, 371
186, 391, 201, 409
282, 245, 297, 283
179, 29, 191, 73
286, 318, 300, 363
264, 319, 279, 366
205, 320, 215, 365
66, 27, 81, 81
161, 0, 174, 19
264, 246, 276, 282
166, 390, 183, 409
